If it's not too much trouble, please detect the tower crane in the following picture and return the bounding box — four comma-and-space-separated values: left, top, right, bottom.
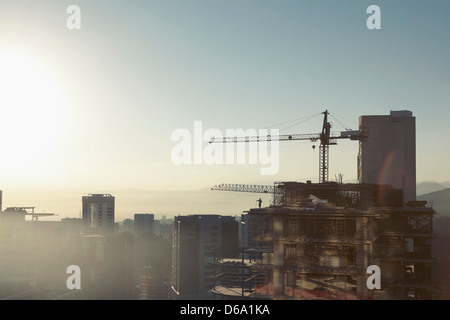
210, 110, 366, 183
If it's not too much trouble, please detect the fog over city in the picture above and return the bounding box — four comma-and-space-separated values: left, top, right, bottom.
0, 0, 449, 306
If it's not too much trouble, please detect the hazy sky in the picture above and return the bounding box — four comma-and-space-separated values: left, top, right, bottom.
0, 1, 449, 219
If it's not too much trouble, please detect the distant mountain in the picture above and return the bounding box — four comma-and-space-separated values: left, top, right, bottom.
5, 180, 450, 222
417, 181, 446, 196
417, 188, 450, 216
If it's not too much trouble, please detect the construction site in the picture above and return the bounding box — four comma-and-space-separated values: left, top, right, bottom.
208, 110, 435, 300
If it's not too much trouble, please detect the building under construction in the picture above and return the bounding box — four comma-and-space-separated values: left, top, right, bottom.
211, 181, 434, 300
210, 110, 434, 300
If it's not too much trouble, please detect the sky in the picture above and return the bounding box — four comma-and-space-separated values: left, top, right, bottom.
0, 0, 449, 220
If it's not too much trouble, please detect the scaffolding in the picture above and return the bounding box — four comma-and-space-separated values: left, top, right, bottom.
208, 247, 270, 300
273, 181, 403, 209
240, 182, 435, 300
372, 202, 434, 299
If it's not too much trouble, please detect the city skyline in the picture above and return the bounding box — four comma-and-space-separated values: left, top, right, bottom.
0, 1, 449, 220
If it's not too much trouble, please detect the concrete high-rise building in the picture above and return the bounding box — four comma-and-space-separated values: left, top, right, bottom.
134, 213, 154, 237
358, 110, 416, 203
122, 218, 134, 234
82, 194, 115, 235
171, 215, 238, 300
0, 210, 84, 299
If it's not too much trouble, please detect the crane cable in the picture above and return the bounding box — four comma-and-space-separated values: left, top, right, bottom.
263, 112, 323, 132
328, 112, 357, 131
262, 111, 322, 150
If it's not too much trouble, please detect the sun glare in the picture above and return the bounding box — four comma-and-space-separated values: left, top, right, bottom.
0, 48, 67, 178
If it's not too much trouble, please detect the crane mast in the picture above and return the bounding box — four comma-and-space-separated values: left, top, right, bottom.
319, 110, 335, 183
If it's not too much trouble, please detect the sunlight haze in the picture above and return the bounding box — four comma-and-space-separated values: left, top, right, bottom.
0, 0, 449, 221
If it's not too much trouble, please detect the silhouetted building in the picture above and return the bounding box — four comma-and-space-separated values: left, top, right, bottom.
0, 211, 82, 299
138, 265, 169, 300
134, 213, 154, 237
358, 110, 416, 203
82, 194, 115, 235
123, 218, 134, 233
237, 181, 434, 300
171, 215, 238, 299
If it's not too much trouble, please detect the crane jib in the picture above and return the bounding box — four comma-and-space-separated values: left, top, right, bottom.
208, 110, 367, 183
